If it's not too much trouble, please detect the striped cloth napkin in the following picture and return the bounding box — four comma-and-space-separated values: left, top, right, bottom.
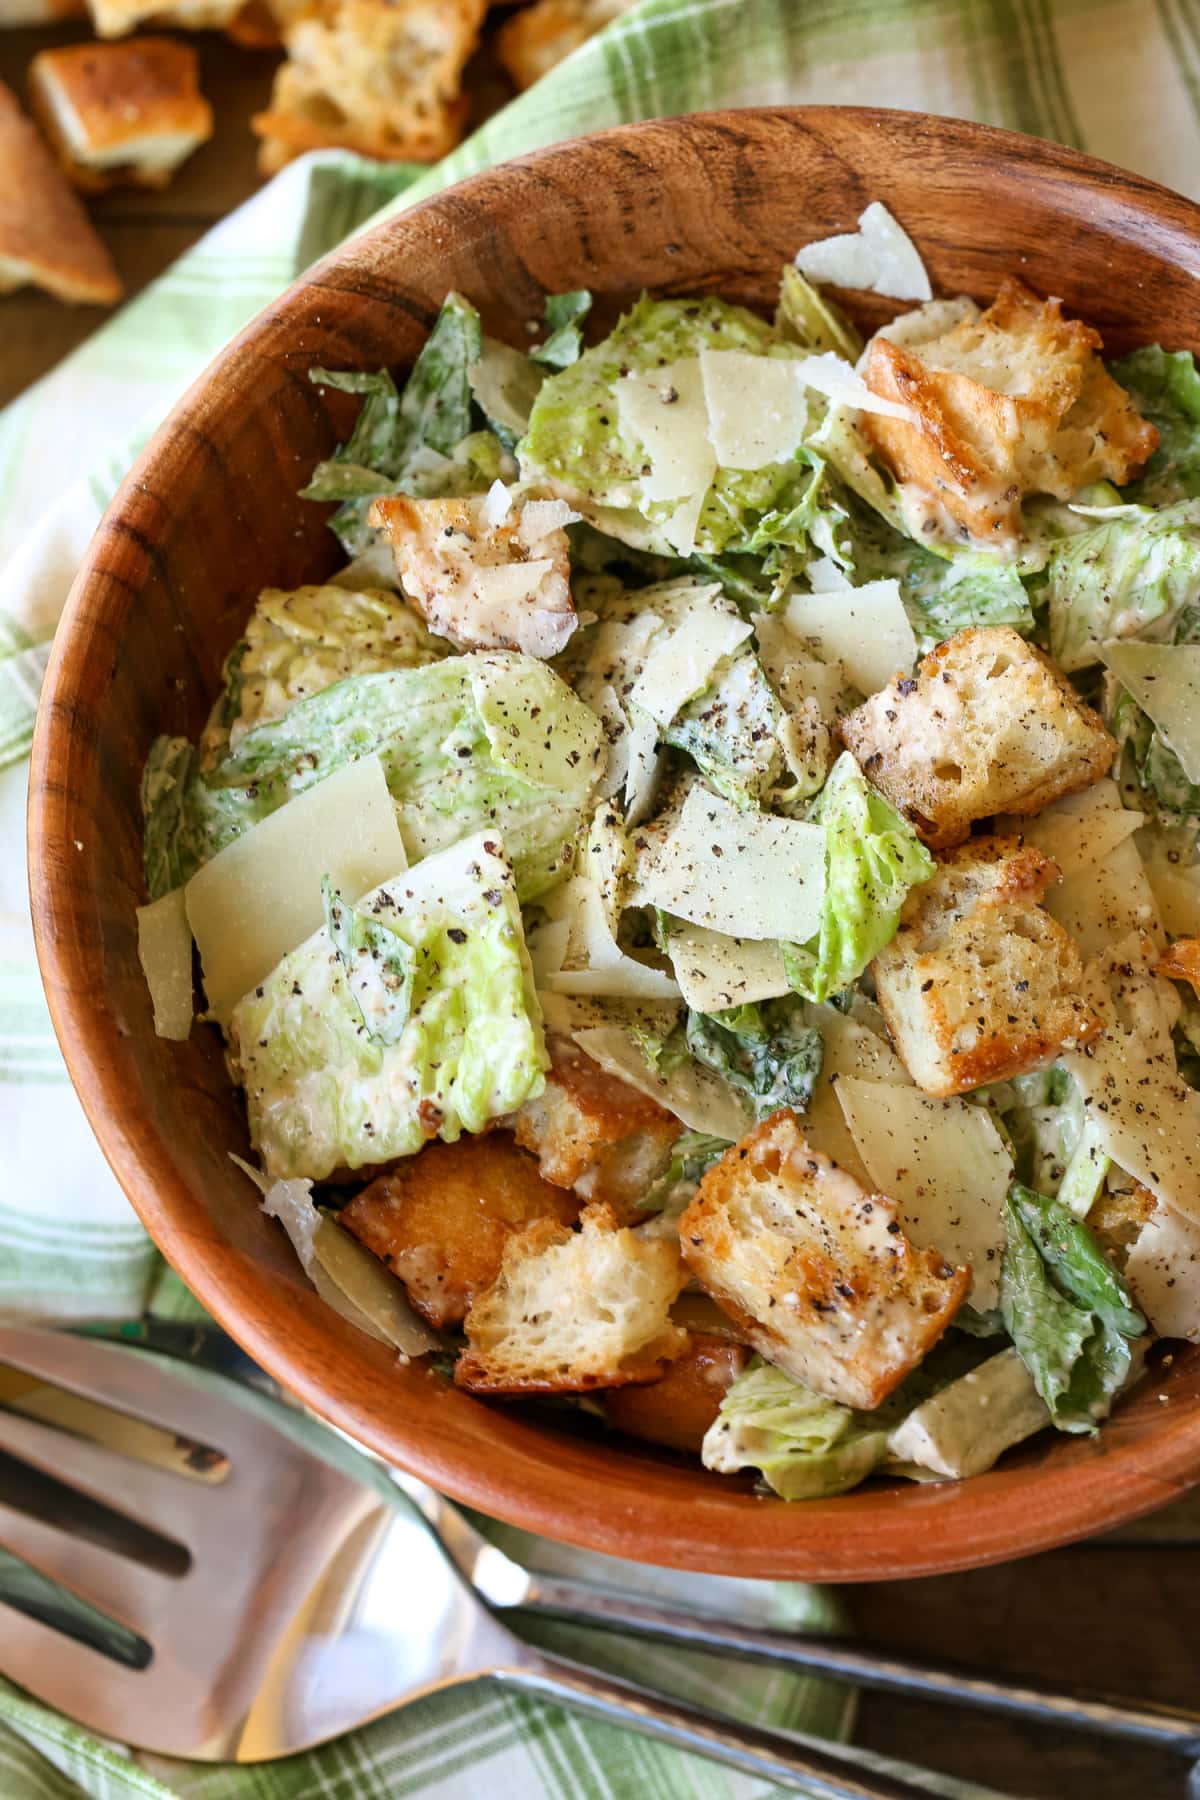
1, 0, 1197, 1792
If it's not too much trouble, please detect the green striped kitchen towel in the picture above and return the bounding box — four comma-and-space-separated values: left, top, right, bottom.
1, 0, 1198, 1792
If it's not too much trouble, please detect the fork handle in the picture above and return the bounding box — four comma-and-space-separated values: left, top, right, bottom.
518, 1577, 1200, 1759
495, 1652, 1016, 1800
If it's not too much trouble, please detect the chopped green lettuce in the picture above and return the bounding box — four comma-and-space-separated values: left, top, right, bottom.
703, 1357, 888, 1499
231, 833, 547, 1179
142, 655, 603, 902
783, 753, 934, 1003
641, 1129, 731, 1213
775, 265, 862, 362
900, 557, 1034, 653
518, 294, 820, 556
1108, 345, 1200, 503
1041, 500, 1200, 672
665, 648, 786, 808
303, 293, 483, 553
323, 877, 415, 1045
531, 289, 593, 369
684, 998, 822, 1122
1109, 684, 1200, 829
999, 1185, 1145, 1433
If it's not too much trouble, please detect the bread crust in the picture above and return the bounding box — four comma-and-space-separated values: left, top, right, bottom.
496, 0, 640, 90
839, 625, 1115, 849
604, 1333, 747, 1454
0, 82, 120, 304
679, 1111, 969, 1411
28, 39, 212, 193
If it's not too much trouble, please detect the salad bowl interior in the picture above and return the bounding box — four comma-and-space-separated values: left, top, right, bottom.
29, 106, 1200, 1579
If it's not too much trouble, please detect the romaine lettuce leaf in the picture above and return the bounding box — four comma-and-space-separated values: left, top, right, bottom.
143, 655, 602, 902
999, 1185, 1145, 1433
323, 876, 415, 1045
1109, 684, 1200, 829
703, 1357, 887, 1499
1108, 345, 1200, 503
664, 648, 786, 808
775, 265, 862, 362
531, 289, 593, 369
783, 753, 934, 1003
303, 293, 484, 553
640, 1129, 731, 1214
684, 998, 822, 1122
1041, 500, 1200, 671
231, 833, 547, 1179
900, 557, 1034, 652
518, 294, 820, 557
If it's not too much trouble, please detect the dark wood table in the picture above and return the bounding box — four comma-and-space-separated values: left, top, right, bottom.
1, 30, 1197, 1797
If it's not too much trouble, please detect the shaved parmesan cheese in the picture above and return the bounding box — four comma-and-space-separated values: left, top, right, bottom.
482, 479, 513, 527
869, 296, 979, 352
699, 350, 810, 469
185, 754, 406, 1026
542, 876, 680, 1001
794, 351, 915, 422
136, 888, 194, 1040
616, 356, 716, 504
1124, 1201, 1200, 1342
1101, 642, 1200, 784
784, 575, 916, 697
629, 589, 750, 728
753, 613, 847, 713
1003, 780, 1144, 879
810, 1000, 912, 1085
662, 489, 708, 557
1046, 832, 1162, 959
470, 338, 545, 438
887, 1348, 1048, 1479
835, 1076, 1012, 1309
528, 917, 570, 983
665, 922, 793, 1013
519, 498, 579, 539
796, 202, 932, 303
1143, 846, 1200, 939
633, 785, 826, 943
1062, 941, 1200, 1237
624, 702, 664, 827
573, 1023, 751, 1140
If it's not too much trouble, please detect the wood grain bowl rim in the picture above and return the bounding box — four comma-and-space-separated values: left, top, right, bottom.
28, 106, 1200, 1578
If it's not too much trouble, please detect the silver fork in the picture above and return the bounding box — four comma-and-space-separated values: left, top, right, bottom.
0, 1326, 994, 1799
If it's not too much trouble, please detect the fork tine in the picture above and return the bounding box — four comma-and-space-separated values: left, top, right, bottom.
0, 1497, 172, 1643
0, 1605, 163, 1740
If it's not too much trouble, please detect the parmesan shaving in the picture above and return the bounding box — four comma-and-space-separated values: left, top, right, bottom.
698, 349, 810, 469
185, 754, 406, 1025
633, 785, 826, 943
665, 922, 793, 1013
835, 1075, 1012, 1309
542, 876, 680, 1001
795, 202, 933, 303
624, 702, 663, 827
573, 1023, 751, 1140
482, 479, 513, 527
793, 351, 915, 421
628, 588, 751, 728
136, 888, 194, 1041
1100, 642, 1200, 784
1124, 1202, 1200, 1342
785, 574, 916, 696
615, 356, 716, 504
1001, 780, 1144, 879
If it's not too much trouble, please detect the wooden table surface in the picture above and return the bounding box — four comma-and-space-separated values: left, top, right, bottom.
2, 31, 1198, 1798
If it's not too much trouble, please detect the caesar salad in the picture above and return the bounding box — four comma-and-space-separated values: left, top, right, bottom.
136, 201, 1200, 1499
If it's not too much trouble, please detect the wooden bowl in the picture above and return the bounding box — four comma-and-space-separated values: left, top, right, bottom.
29, 107, 1200, 1578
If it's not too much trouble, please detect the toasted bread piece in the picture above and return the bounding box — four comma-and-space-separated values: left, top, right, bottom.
861, 277, 1157, 544
340, 1134, 578, 1330
87, 0, 244, 36
604, 1332, 748, 1453
1158, 936, 1200, 995
0, 84, 120, 305
511, 1036, 681, 1220
1089, 1182, 1158, 1271
496, 0, 640, 89
679, 1111, 969, 1411
874, 835, 1101, 1097
455, 1201, 687, 1393
251, 0, 484, 172
0, 0, 85, 24
839, 625, 1114, 849
29, 40, 212, 194
369, 492, 578, 659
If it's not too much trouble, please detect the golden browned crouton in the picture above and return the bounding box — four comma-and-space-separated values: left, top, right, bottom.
340, 1134, 578, 1330
29, 39, 212, 193
1089, 1182, 1158, 1270
1158, 936, 1200, 995
604, 1334, 748, 1454
839, 626, 1114, 849
678, 1111, 969, 1411
455, 1202, 687, 1394
496, 0, 640, 89
512, 1037, 681, 1220
369, 492, 578, 659
0, 84, 121, 304
251, 0, 484, 173
87, 0, 244, 36
861, 277, 1158, 544
874, 835, 1102, 1097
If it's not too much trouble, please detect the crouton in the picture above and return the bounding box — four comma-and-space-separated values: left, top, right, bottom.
496, 0, 640, 90
1158, 936, 1200, 995
511, 1037, 681, 1220
0, 0, 84, 23
369, 492, 578, 659
861, 277, 1158, 545
678, 1111, 969, 1411
605, 1333, 748, 1453
455, 1201, 687, 1394
0, 83, 121, 305
339, 1134, 577, 1330
250, 0, 484, 172
874, 835, 1102, 1096
839, 625, 1114, 849
1089, 1182, 1157, 1271
87, 0, 244, 36
29, 39, 212, 193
